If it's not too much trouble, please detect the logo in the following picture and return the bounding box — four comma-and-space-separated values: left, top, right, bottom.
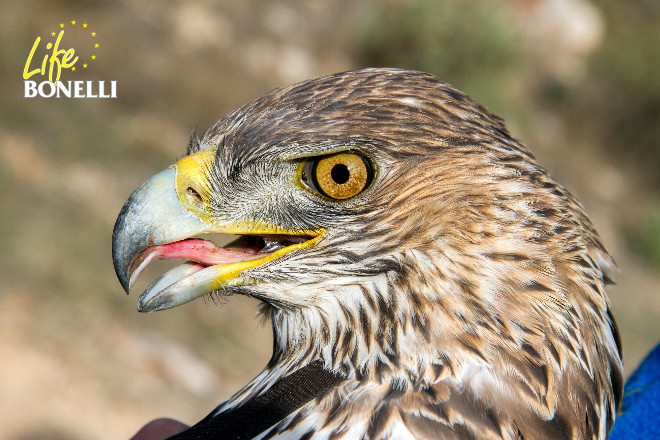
23, 20, 116, 98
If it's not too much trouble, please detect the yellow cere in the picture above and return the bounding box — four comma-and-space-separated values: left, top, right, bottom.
174, 149, 216, 219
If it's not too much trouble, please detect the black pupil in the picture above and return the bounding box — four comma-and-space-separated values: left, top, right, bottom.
331, 163, 350, 184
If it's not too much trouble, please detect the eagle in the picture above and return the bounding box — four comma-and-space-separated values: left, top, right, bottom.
113, 68, 623, 440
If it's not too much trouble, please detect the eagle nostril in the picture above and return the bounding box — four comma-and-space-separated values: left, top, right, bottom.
186, 186, 204, 207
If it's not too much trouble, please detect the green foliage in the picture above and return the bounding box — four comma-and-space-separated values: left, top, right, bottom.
628, 201, 660, 268
563, 0, 660, 186
356, 0, 521, 114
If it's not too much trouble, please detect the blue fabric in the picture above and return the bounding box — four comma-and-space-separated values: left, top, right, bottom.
611, 343, 660, 439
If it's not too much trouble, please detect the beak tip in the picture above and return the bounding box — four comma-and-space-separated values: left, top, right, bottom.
111, 166, 210, 305
113, 219, 133, 296
113, 260, 132, 295
137, 295, 160, 313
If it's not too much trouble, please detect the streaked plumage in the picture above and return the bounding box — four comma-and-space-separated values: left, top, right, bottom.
113, 68, 623, 439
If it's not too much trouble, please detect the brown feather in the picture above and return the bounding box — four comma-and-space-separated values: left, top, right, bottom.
194, 68, 622, 439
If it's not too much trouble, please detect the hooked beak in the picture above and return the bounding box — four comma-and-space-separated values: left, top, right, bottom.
112, 149, 322, 312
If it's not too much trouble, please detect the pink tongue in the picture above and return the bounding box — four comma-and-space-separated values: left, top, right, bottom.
156, 238, 262, 266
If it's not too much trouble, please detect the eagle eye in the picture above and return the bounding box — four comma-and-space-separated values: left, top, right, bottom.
301, 152, 373, 200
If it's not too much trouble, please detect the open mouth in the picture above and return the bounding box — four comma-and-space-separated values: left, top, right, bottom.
111, 153, 325, 312
130, 233, 319, 312
130, 234, 314, 288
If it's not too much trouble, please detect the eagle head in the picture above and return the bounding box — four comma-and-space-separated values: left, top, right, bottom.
113, 68, 622, 439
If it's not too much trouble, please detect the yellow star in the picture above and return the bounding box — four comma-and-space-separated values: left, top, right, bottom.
94, 43, 99, 48
72, 67, 76, 72
91, 55, 96, 60
71, 20, 76, 25
60, 23, 65, 28
91, 32, 96, 37
83, 23, 88, 28
51, 32, 56, 36
83, 63, 88, 69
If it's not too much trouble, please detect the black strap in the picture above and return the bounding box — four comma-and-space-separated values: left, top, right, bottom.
168, 361, 345, 440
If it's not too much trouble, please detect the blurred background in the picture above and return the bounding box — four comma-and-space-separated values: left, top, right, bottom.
1, 0, 659, 438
